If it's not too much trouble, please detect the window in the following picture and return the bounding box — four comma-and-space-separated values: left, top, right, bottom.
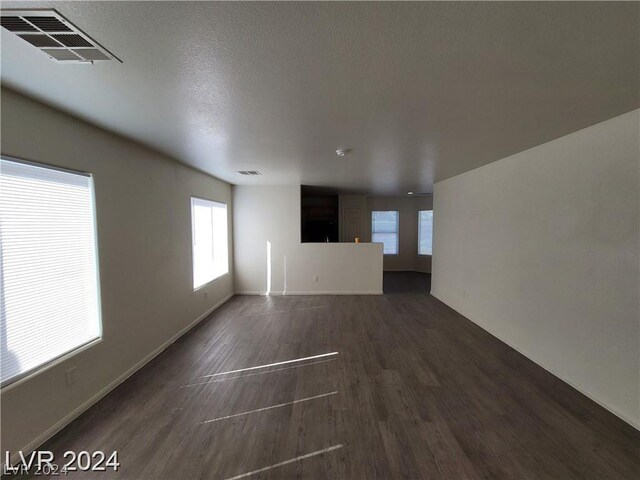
372, 211, 399, 255
418, 210, 433, 255
191, 197, 228, 289
0, 158, 101, 387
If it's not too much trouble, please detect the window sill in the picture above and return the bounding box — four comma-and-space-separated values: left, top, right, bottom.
0, 337, 103, 391
193, 271, 230, 292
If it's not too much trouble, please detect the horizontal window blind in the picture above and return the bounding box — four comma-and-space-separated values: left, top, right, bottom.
191, 197, 228, 289
418, 210, 433, 255
372, 211, 399, 255
1, 158, 101, 386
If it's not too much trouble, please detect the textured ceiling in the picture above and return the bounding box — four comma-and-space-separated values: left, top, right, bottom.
1, 1, 638, 194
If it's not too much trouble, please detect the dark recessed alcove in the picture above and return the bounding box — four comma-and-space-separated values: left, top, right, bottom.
301, 185, 339, 243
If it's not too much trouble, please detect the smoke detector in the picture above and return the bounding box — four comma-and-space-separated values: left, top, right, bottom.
0, 9, 121, 64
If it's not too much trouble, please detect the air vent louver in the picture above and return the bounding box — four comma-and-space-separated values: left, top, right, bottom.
24, 16, 71, 32
73, 48, 110, 61
51, 33, 93, 47
236, 171, 262, 176
18, 34, 62, 48
42, 49, 82, 61
0, 16, 37, 32
1, 9, 121, 64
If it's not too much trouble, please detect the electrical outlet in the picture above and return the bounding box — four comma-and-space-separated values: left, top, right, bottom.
66, 367, 77, 387
313, 275, 319, 283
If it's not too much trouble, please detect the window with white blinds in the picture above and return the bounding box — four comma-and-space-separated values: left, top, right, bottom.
191, 197, 228, 289
0, 158, 102, 387
418, 210, 433, 255
372, 211, 399, 255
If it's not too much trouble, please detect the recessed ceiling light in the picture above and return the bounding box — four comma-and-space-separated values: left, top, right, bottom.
407, 191, 414, 195
336, 148, 351, 157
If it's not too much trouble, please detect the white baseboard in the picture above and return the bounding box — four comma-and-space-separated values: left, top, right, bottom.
430, 290, 640, 431
236, 290, 382, 296
9, 292, 234, 466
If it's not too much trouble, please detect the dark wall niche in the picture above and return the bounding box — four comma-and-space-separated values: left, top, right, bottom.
301, 185, 339, 243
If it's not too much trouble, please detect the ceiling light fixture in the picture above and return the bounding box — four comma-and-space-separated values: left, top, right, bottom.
407, 191, 414, 195
335, 148, 351, 157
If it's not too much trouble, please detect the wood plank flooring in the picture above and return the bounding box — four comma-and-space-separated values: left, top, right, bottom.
25, 274, 639, 479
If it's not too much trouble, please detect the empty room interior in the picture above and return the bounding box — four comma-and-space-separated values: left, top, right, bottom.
1, 1, 639, 479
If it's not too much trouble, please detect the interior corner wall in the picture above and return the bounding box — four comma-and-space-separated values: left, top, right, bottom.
366, 195, 433, 272
0, 88, 235, 459
233, 185, 383, 295
431, 109, 640, 428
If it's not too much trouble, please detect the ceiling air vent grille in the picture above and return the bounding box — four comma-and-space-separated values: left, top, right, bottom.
236, 171, 262, 176
0, 9, 121, 64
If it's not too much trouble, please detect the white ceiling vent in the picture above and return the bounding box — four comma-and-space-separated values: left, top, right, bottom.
0, 9, 121, 64
236, 171, 261, 176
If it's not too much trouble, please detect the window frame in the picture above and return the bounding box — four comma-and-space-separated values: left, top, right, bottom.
418, 209, 433, 256
371, 210, 400, 256
0, 155, 103, 389
190, 196, 229, 290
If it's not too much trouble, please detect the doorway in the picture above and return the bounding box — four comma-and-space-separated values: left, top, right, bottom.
383, 271, 431, 294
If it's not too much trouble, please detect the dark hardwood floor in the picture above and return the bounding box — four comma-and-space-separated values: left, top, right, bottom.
25, 276, 639, 479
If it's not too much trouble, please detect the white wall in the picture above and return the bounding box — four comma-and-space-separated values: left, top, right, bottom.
366, 195, 433, 272
234, 186, 383, 294
432, 110, 640, 428
0, 89, 235, 458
